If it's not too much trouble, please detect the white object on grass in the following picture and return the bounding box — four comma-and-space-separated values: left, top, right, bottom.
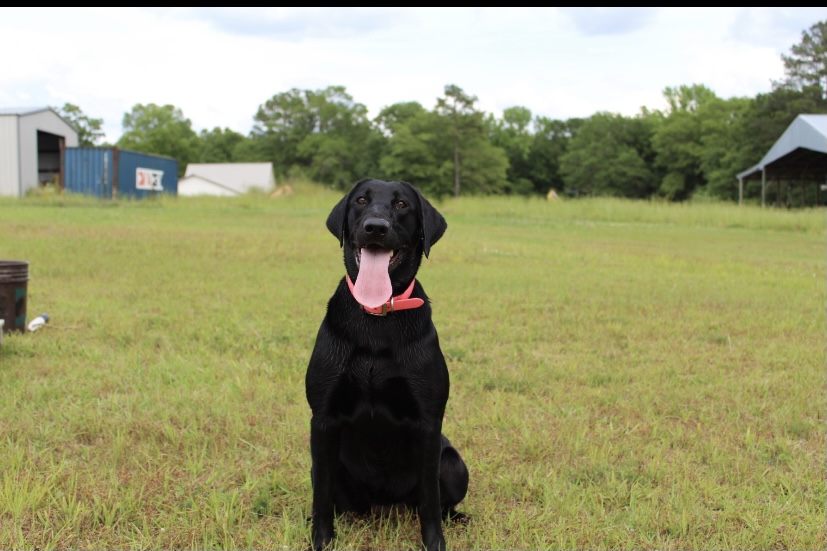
27, 314, 49, 332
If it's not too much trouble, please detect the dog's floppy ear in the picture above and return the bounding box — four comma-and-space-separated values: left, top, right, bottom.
327, 179, 370, 246
402, 181, 447, 258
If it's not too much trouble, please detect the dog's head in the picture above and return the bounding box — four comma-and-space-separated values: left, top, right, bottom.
326, 179, 447, 305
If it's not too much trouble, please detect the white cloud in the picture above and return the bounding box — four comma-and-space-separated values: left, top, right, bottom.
0, 7, 823, 143
562, 7, 658, 36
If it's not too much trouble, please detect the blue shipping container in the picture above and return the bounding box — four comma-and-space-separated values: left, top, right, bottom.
63, 147, 114, 198
64, 147, 178, 199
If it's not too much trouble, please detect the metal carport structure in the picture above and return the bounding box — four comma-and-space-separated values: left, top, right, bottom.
736, 114, 827, 206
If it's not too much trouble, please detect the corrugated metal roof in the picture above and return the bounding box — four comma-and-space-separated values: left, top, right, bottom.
183, 162, 275, 193
737, 114, 827, 180
0, 106, 52, 116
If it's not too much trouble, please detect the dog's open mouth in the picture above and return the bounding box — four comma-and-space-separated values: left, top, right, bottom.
354, 245, 405, 270
352, 245, 406, 308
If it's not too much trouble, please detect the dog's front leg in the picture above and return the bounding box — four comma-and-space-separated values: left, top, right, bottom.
415, 428, 446, 551
310, 419, 340, 551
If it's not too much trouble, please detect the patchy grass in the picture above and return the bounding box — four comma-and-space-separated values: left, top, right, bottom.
0, 186, 824, 550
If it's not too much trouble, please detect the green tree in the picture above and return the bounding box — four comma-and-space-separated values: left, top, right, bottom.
696, 96, 753, 200
651, 84, 719, 200
375, 101, 428, 135
251, 86, 382, 188
251, 88, 316, 175
55, 103, 104, 147
662, 84, 718, 113
117, 103, 198, 176
527, 117, 582, 196
196, 127, 251, 163
377, 91, 509, 198
435, 84, 508, 197
560, 112, 657, 198
377, 104, 454, 197
777, 20, 827, 97
231, 137, 271, 163
454, 134, 510, 196
488, 106, 535, 194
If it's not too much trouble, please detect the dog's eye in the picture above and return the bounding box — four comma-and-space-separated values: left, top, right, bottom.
355, 196, 367, 205
395, 201, 407, 209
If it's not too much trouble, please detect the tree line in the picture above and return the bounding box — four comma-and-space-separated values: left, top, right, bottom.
58, 20, 826, 204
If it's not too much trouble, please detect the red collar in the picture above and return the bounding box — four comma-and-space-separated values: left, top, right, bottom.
345, 276, 425, 316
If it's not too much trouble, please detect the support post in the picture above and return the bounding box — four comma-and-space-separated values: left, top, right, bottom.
58, 137, 65, 194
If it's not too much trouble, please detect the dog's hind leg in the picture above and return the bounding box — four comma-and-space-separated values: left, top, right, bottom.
439, 436, 469, 521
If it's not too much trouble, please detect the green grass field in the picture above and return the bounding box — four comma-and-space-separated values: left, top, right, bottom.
0, 183, 824, 550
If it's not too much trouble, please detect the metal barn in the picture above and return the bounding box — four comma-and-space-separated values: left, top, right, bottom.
736, 114, 827, 206
0, 107, 79, 197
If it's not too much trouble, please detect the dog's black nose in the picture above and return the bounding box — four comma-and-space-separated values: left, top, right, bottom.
363, 218, 389, 236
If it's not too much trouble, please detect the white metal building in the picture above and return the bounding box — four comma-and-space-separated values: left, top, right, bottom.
178, 162, 275, 196
0, 107, 79, 197
736, 114, 827, 206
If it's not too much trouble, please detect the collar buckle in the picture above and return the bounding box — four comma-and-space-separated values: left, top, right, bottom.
365, 296, 394, 316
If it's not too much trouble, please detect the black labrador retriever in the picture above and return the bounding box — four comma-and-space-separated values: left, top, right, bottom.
305, 178, 468, 551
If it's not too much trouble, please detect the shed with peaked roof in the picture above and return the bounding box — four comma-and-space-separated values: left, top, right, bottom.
178, 162, 275, 196
0, 107, 79, 197
736, 114, 827, 206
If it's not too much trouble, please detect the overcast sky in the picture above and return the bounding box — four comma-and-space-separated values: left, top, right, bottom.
1, 7, 824, 143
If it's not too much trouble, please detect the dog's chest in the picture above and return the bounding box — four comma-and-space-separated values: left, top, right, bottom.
328, 352, 419, 425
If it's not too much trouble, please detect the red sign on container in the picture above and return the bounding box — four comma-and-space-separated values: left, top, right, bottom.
136, 168, 164, 191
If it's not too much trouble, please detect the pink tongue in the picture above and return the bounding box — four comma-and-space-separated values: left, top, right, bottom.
353, 248, 393, 308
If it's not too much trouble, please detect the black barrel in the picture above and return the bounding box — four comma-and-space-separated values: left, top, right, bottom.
0, 261, 29, 333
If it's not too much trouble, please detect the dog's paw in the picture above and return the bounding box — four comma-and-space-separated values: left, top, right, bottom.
310, 517, 335, 551
310, 533, 333, 551
443, 508, 470, 525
